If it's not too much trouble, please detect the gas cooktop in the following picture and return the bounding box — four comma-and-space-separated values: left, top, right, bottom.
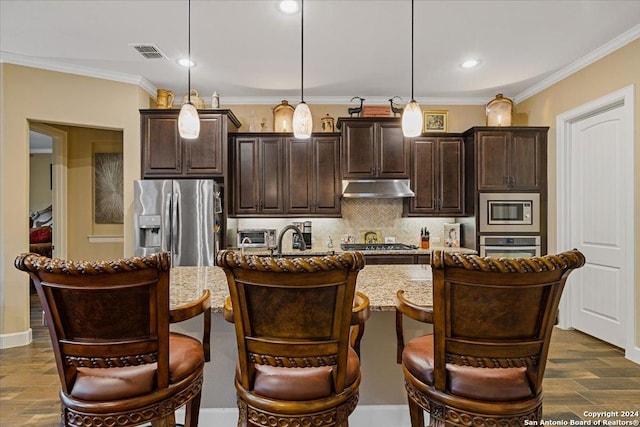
340, 243, 419, 251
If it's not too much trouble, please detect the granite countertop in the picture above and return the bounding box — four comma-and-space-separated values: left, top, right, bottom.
170, 263, 434, 314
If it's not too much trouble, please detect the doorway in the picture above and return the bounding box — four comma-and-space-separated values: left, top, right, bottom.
29, 122, 68, 259
557, 85, 636, 362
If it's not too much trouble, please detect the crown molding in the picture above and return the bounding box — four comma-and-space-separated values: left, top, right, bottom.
514, 24, 640, 103
0, 51, 157, 97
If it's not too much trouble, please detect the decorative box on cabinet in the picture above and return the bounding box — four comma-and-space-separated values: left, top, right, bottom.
337, 118, 410, 179
405, 135, 464, 216
140, 109, 240, 178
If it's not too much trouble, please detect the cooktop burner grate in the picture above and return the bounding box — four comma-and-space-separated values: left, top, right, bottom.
340, 243, 419, 251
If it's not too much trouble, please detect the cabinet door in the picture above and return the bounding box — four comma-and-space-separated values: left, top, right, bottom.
233, 137, 260, 214
409, 137, 438, 213
183, 114, 223, 175
284, 138, 313, 214
342, 121, 375, 178
438, 137, 464, 214
259, 137, 284, 214
142, 115, 181, 176
313, 136, 341, 214
377, 122, 409, 178
476, 131, 510, 190
364, 254, 415, 265
510, 130, 546, 190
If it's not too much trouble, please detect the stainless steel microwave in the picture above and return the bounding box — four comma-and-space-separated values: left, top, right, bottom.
237, 229, 277, 249
479, 193, 540, 233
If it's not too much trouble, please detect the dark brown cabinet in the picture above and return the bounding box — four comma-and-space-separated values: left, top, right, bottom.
363, 254, 430, 265
140, 109, 240, 178
406, 136, 464, 216
232, 136, 284, 215
468, 127, 547, 191
338, 118, 410, 178
284, 135, 341, 216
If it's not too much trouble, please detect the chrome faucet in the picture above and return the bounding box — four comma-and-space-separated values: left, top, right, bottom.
240, 236, 252, 255
277, 225, 307, 257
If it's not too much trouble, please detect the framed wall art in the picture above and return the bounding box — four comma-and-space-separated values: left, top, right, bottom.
94, 152, 124, 224
423, 110, 448, 133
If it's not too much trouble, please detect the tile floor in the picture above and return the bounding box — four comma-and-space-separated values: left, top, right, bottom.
1, 295, 639, 426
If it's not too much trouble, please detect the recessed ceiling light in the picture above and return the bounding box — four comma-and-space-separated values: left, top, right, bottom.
279, 0, 299, 14
178, 58, 195, 67
461, 59, 480, 68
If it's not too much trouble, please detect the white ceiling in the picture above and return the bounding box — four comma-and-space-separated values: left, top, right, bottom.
1, 0, 639, 106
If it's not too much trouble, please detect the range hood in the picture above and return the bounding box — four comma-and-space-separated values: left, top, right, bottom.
341, 179, 415, 198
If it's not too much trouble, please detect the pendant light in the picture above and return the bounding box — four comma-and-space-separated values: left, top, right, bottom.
401, 0, 423, 137
292, 0, 312, 139
178, 0, 200, 139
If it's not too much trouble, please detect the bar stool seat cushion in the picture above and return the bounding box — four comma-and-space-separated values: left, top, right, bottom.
402, 334, 532, 402
71, 332, 204, 401
237, 347, 360, 401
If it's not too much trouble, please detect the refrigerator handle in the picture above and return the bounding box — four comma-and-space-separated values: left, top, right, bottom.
163, 195, 172, 254
172, 191, 179, 257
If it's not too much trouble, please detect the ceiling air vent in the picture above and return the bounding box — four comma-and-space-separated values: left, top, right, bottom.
130, 43, 167, 60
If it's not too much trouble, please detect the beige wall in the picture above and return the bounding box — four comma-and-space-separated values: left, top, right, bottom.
0, 63, 148, 343
515, 39, 640, 346
29, 153, 52, 213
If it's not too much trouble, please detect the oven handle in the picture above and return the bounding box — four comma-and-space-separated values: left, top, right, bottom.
480, 245, 541, 257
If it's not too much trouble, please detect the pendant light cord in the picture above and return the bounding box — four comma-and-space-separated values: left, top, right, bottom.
300, 0, 304, 103
188, 0, 192, 103
411, 0, 414, 101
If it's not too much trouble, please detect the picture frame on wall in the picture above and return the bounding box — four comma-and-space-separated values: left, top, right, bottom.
423, 110, 448, 133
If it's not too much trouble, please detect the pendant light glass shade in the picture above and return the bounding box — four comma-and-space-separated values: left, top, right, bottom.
402, 99, 423, 137
292, 0, 312, 139
178, 0, 199, 139
293, 101, 312, 138
178, 102, 200, 139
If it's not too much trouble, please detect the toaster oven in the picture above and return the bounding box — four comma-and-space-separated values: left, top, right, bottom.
237, 229, 277, 249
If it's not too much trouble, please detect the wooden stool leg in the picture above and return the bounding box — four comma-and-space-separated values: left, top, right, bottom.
151, 414, 177, 427
184, 390, 202, 427
408, 397, 425, 427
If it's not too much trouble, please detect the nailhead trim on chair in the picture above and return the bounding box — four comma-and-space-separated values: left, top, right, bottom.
249, 352, 338, 367
216, 250, 365, 272
15, 252, 171, 274
432, 249, 585, 273
445, 353, 539, 368
65, 352, 158, 368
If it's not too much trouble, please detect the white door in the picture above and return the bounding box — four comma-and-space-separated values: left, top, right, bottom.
566, 104, 629, 347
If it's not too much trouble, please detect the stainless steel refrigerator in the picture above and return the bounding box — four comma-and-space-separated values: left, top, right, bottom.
133, 179, 221, 266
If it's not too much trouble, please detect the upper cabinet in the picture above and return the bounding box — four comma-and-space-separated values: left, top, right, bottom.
337, 118, 410, 179
232, 135, 284, 216
406, 136, 464, 216
465, 127, 548, 191
230, 133, 341, 217
140, 109, 240, 178
284, 135, 341, 216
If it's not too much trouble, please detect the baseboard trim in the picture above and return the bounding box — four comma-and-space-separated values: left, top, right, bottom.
626, 345, 640, 365
0, 328, 32, 349
176, 405, 415, 427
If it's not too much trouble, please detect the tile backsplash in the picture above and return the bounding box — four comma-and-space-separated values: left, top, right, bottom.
227, 199, 459, 250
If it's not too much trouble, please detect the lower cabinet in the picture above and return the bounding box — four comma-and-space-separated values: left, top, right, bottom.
364, 254, 429, 265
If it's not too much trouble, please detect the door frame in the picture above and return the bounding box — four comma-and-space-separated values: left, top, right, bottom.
30, 122, 68, 259
556, 84, 637, 362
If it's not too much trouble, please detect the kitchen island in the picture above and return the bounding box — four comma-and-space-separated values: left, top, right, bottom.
168, 251, 472, 417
